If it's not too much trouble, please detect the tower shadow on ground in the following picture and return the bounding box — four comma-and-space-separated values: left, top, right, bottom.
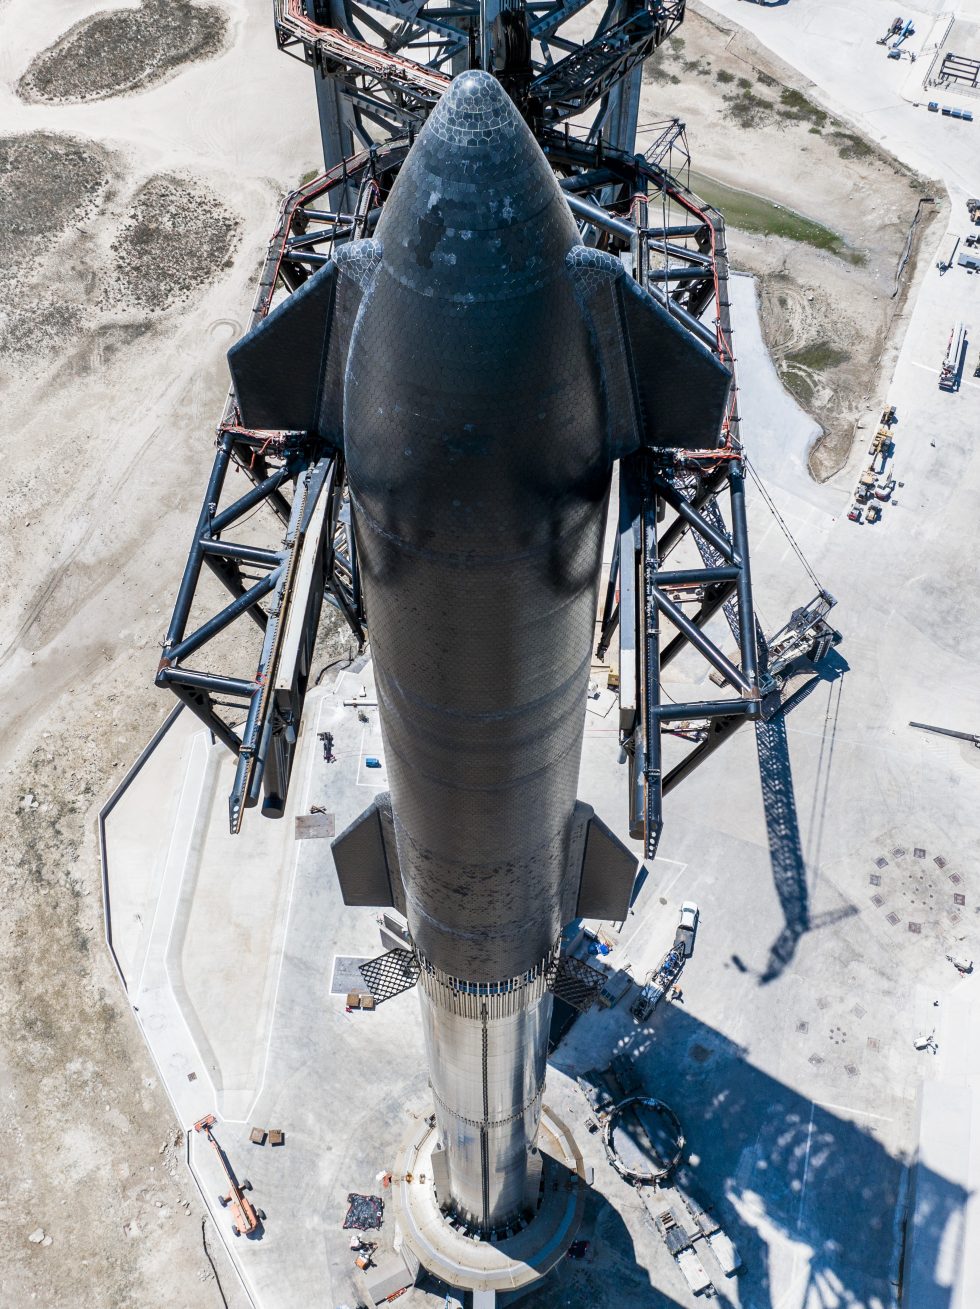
547, 999, 966, 1309
756, 650, 851, 984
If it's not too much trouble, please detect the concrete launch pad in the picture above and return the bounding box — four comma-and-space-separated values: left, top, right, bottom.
391, 1109, 586, 1295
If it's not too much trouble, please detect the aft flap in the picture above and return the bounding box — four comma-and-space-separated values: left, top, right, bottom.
332, 792, 405, 913
576, 810, 638, 922
227, 260, 338, 435
564, 800, 638, 923
618, 276, 732, 451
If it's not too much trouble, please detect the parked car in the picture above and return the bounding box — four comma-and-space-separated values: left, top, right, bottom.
848, 505, 863, 523
875, 478, 896, 501
866, 503, 882, 524
674, 902, 700, 958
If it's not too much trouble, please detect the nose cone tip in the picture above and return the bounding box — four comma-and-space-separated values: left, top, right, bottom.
431, 68, 516, 141
375, 71, 578, 294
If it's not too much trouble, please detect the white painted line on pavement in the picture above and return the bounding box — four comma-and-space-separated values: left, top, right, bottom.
817, 1099, 894, 1122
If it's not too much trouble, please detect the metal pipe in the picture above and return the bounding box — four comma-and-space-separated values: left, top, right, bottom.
641, 491, 662, 856
165, 681, 245, 756
654, 565, 739, 586
282, 251, 332, 266
650, 586, 752, 693
645, 266, 711, 283
909, 720, 980, 745
164, 569, 281, 665
655, 481, 739, 564
201, 555, 269, 633
210, 466, 292, 533
286, 226, 355, 249
661, 580, 737, 667
648, 241, 713, 265
662, 713, 748, 793
652, 699, 754, 721
728, 462, 759, 691
199, 539, 282, 568
644, 283, 718, 352
597, 533, 621, 659
657, 465, 727, 559
562, 192, 720, 352
564, 191, 634, 240
558, 170, 619, 193
645, 223, 707, 238
632, 189, 648, 290
157, 668, 256, 697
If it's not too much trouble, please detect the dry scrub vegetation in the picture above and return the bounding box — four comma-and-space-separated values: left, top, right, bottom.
17, 0, 228, 104
641, 3, 944, 478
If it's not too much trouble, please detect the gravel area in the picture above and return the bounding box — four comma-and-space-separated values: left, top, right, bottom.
109, 173, 241, 313
17, 0, 228, 104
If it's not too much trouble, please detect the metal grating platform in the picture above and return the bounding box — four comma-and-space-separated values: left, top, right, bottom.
359, 949, 421, 1004
548, 955, 606, 1013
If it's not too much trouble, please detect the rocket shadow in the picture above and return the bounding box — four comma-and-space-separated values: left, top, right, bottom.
545, 999, 967, 1309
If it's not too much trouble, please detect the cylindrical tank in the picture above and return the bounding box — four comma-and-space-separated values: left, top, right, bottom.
344, 71, 613, 1230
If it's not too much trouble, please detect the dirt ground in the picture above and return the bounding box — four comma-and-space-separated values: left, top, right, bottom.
0, 1, 323, 1305
639, 2, 946, 479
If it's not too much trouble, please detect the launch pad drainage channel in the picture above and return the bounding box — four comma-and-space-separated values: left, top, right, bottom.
391, 1107, 586, 1293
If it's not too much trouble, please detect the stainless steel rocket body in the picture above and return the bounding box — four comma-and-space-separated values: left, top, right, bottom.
226, 69, 730, 1238
343, 75, 609, 1228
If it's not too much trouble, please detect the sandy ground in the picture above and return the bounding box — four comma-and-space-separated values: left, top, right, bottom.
0, 2, 324, 1305
638, 2, 946, 479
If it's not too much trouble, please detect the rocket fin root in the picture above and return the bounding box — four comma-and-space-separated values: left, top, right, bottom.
333, 793, 406, 915
566, 246, 732, 453
568, 800, 639, 922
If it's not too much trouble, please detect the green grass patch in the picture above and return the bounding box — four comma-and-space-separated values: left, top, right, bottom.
831, 130, 871, 160
688, 169, 865, 263
781, 368, 814, 407
724, 87, 775, 128
784, 340, 852, 371
776, 87, 827, 127
299, 167, 319, 185
715, 68, 734, 83
737, 76, 752, 90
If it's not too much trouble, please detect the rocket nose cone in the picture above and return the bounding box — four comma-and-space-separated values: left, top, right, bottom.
376, 71, 578, 299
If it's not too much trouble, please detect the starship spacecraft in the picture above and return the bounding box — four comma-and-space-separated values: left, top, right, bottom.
224, 70, 732, 1235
